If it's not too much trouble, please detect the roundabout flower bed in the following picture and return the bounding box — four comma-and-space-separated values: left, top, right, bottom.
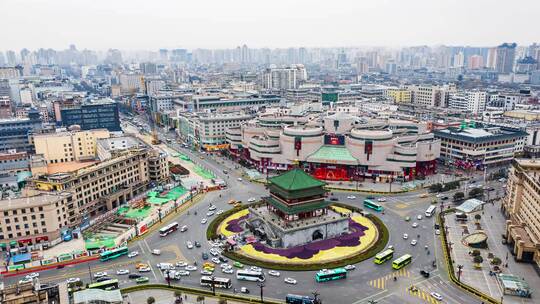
209, 203, 387, 270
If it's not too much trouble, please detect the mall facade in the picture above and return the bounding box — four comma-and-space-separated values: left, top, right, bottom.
226, 112, 440, 181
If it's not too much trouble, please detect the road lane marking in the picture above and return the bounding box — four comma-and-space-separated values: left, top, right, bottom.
148, 260, 159, 281
368, 268, 411, 289
406, 286, 439, 304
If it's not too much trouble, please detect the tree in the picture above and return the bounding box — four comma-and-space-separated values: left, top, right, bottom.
174, 291, 182, 299
196, 295, 205, 304
471, 249, 481, 256
147, 297, 156, 304
453, 192, 465, 201
469, 188, 483, 198
491, 257, 502, 265
218, 299, 228, 304
474, 214, 482, 221
429, 183, 443, 193
473, 255, 484, 264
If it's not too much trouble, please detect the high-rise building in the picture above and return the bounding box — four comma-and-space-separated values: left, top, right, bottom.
59, 99, 121, 131
495, 43, 517, 74
453, 52, 465, 67
119, 73, 144, 94
502, 159, 540, 265
468, 55, 484, 69
262, 65, 307, 90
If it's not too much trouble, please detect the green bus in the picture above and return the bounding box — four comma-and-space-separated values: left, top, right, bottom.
99, 246, 129, 262
363, 200, 383, 212
315, 268, 347, 282
88, 279, 119, 290
374, 249, 394, 264
392, 254, 412, 270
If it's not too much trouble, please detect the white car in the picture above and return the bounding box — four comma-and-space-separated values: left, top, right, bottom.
206, 211, 215, 217
347, 195, 356, 199
284, 277, 297, 285
201, 218, 208, 224
201, 270, 213, 275
180, 225, 188, 232
268, 270, 281, 277
377, 197, 386, 202
94, 272, 108, 278
209, 205, 217, 211
66, 277, 80, 284
237, 178, 243, 181
417, 215, 423, 220
412, 222, 419, 228
185, 265, 197, 271
247, 198, 256, 202
435, 229, 441, 235
216, 210, 224, 215
403, 233, 409, 239
411, 239, 418, 246
186, 241, 194, 249
176, 270, 190, 276
116, 269, 130, 275
210, 248, 220, 256
176, 261, 188, 267
436, 193, 443, 198
128, 251, 139, 258
139, 267, 151, 272
152, 249, 161, 255
430, 292, 443, 301
212, 257, 221, 264
344, 264, 356, 271
250, 266, 262, 272
222, 268, 234, 274
26, 272, 39, 279
19, 278, 33, 284
220, 263, 231, 269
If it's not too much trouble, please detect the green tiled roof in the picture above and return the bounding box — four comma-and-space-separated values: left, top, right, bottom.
269, 169, 326, 191
265, 197, 330, 214
307, 145, 358, 165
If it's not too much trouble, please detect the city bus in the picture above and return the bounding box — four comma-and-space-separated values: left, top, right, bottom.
392, 254, 413, 270
236, 270, 265, 282
425, 205, 436, 217
88, 279, 119, 290
363, 199, 383, 212
315, 268, 347, 282
200, 276, 232, 289
99, 246, 129, 262
159, 222, 179, 237
374, 249, 394, 264
286, 294, 318, 304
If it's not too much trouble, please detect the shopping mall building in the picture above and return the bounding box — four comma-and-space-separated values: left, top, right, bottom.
226, 112, 440, 181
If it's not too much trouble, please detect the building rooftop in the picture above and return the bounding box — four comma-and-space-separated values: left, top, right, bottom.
307, 146, 358, 165
0, 192, 70, 210
46, 161, 97, 174
73, 288, 123, 304
434, 126, 528, 143
269, 169, 326, 191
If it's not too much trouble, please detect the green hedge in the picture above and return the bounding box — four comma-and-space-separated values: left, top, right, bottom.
438, 209, 500, 304
208, 202, 389, 271
121, 283, 282, 303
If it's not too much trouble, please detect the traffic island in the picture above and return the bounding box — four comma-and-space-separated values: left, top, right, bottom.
208, 203, 388, 271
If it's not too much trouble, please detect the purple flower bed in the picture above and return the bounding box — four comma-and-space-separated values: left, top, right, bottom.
225, 214, 249, 233
251, 219, 369, 260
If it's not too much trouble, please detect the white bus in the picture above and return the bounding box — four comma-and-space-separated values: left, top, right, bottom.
200, 276, 232, 289
159, 222, 179, 237
236, 270, 265, 282
425, 206, 436, 217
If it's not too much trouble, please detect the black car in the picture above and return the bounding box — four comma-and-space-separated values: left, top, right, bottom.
195, 241, 201, 248
219, 256, 228, 263
128, 274, 142, 279
420, 270, 430, 278
96, 276, 112, 282
441, 196, 449, 200
202, 252, 209, 260
366, 196, 375, 200
330, 197, 338, 201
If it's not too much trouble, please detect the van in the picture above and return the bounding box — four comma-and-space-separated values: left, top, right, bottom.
152, 249, 161, 255
180, 225, 188, 232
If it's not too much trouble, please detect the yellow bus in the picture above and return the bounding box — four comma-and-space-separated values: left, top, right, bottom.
374, 249, 394, 264
392, 254, 412, 270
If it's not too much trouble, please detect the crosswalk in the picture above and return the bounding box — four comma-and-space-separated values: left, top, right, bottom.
406, 286, 440, 304
368, 267, 411, 289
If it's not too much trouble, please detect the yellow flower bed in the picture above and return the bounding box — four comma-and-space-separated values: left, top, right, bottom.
219, 209, 249, 237
239, 215, 378, 264
330, 205, 352, 215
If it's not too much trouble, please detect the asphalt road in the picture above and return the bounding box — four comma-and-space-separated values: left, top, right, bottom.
4, 117, 502, 304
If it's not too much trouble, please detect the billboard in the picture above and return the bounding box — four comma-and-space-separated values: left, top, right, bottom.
324, 134, 345, 145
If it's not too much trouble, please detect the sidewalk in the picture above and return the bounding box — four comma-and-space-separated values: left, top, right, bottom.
125, 289, 245, 304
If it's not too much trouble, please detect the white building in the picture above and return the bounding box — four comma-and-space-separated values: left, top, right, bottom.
406, 84, 456, 108
262, 65, 307, 90
119, 73, 143, 94
449, 91, 487, 115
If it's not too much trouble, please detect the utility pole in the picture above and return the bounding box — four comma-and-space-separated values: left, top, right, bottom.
457, 264, 463, 282
257, 282, 265, 303
211, 276, 216, 296
88, 264, 93, 283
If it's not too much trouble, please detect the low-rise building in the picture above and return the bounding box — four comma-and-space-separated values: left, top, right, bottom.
34, 129, 110, 164
59, 99, 121, 132
0, 110, 42, 153
434, 124, 527, 168
502, 159, 540, 266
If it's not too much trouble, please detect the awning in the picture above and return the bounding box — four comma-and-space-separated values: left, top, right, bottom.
9, 240, 17, 246
35, 236, 49, 242
307, 145, 358, 165
12, 253, 32, 264
18, 238, 32, 244
0, 243, 6, 248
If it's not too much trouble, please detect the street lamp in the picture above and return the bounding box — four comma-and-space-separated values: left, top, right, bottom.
166, 270, 171, 287
158, 208, 162, 222
457, 264, 463, 282
257, 281, 265, 303
211, 276, 216, 296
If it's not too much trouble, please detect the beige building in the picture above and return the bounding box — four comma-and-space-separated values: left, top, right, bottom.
0, 192, 72, 245
502, 159, 540, 266
385, 88, 412, 103
34, 129, 110, 164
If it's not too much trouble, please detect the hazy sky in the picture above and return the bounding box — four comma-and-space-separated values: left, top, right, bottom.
1, 0, 538, 51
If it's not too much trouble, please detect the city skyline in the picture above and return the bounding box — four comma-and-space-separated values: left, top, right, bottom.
1, 0, 539, 50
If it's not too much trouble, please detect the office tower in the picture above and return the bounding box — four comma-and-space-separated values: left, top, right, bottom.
59, 99, 121, 131
468, 55, 484, 69
241, 44, 250, 63
486, 47, 497, 69
495, 43, 517, 74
